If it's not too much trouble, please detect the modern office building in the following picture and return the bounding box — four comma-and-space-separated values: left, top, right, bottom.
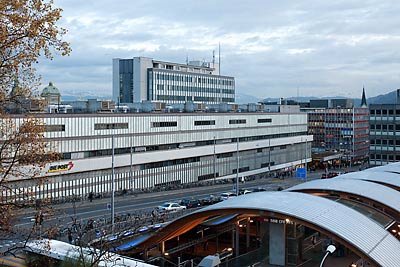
112, 57, 235, 104
305, 98, 369, 165
369, 103, 400, 166
3, 105, 311, 201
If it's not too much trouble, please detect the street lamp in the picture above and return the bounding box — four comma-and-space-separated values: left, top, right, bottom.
320, 244, 336, 267
213, 135, 216, 185
111, 134, 115, 234
235, 137, 239, 196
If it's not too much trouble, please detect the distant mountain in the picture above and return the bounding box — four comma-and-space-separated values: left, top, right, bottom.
61, 94, 112, 102
58, 90, 399, 105
367, 90, 398, 105
235, 93, 262, 104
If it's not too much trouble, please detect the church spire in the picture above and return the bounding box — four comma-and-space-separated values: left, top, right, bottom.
361, 86, 367, 107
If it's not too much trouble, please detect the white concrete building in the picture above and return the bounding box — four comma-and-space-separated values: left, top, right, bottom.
112, 57, 235, 104
3, 108, 312, 200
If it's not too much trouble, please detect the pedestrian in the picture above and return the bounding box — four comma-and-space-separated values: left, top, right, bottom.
88, 192, 93, 202
68, 230, 72, 244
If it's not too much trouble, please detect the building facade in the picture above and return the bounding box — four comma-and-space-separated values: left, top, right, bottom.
112, 57, 235, 104
307, 106, 369, 164
369, 104, 400, 166
3, 109, 311, 201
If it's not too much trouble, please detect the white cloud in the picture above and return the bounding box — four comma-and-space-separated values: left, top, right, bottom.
36, 0, 400, 99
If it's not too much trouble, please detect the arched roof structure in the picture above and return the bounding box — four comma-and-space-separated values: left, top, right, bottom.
138, 192, 400, 267
363, 162, 400, 174
286, 178, 400, 217
336, 171, 400, 190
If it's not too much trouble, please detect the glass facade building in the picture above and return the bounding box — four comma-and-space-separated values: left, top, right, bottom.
308, 107, 369, 163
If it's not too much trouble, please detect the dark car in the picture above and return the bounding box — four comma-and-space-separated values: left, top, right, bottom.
251, 187, 267, 192
179, 198, 201, 209
327, 172, 339, 178
200, 195, 222, 206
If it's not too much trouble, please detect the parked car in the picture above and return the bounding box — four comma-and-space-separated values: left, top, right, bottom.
156, 202, 186, 212
251, 187, 267, 192
179, 198, 201, 209
220, 192, 237, 201
200, 195, 222, 206
327, 172, 339, 178
239, 189, 252, 195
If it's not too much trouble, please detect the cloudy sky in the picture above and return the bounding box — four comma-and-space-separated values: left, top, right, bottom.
37, 0, 400, 100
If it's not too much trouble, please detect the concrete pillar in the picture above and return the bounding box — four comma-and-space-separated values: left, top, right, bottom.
269, 222, 286, 266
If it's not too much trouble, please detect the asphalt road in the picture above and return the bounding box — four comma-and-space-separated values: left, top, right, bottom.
9, 165, 365, 243
13, 170, 325, 230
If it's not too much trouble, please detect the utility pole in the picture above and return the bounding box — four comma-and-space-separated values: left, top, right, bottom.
111, 135, 115, 234
213, 135, 216, 185
236, 137, 239, 196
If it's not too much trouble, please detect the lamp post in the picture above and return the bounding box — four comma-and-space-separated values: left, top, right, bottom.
319, 244, 336, 267
268, 138, 271, 172
235, 137, 239, 196
111, 134, 115, 234
305, 137, 308, 182
130, 136, 133, 191
213, 135, 216, 185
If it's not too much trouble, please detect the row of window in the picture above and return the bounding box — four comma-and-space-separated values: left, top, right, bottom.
94, 123, 129, 130
141, 156, 200, 170
154, 72, 234, 86
194, 120, 215, 126
370, 109, 400, 115
229, 119, 246, 124
155, 95, 234, 103
370, 124, 400, 130
370, 154, 400, 160
156, 84, 235, 94
47, 117, 273, 132
370, 139, 400, 145
61, 131, 307, 160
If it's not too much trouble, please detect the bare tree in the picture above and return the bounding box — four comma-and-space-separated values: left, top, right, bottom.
0, 0, 70, 257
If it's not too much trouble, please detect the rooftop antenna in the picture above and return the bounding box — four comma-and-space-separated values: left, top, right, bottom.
297, 85, 299, 101
186, 54, 189, 65
212, 50, 215, 65
218, 42, 221, 75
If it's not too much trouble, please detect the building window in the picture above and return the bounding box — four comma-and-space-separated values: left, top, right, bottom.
94, 123, 128, 130
217, 152, 233, 159
229, 119, 246, 124
258, 118, 272, 123
194, 120, 215, 126
152, 121, 178, 127
44, 125, 66, 132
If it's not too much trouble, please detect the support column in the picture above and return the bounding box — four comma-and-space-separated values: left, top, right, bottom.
269, 222, 286, 266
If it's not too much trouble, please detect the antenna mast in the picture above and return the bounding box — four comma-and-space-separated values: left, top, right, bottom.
218, 42, 221, 75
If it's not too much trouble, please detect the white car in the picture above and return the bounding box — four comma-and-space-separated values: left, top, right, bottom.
157, 202, 186, 212
220, 192, 237, 201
